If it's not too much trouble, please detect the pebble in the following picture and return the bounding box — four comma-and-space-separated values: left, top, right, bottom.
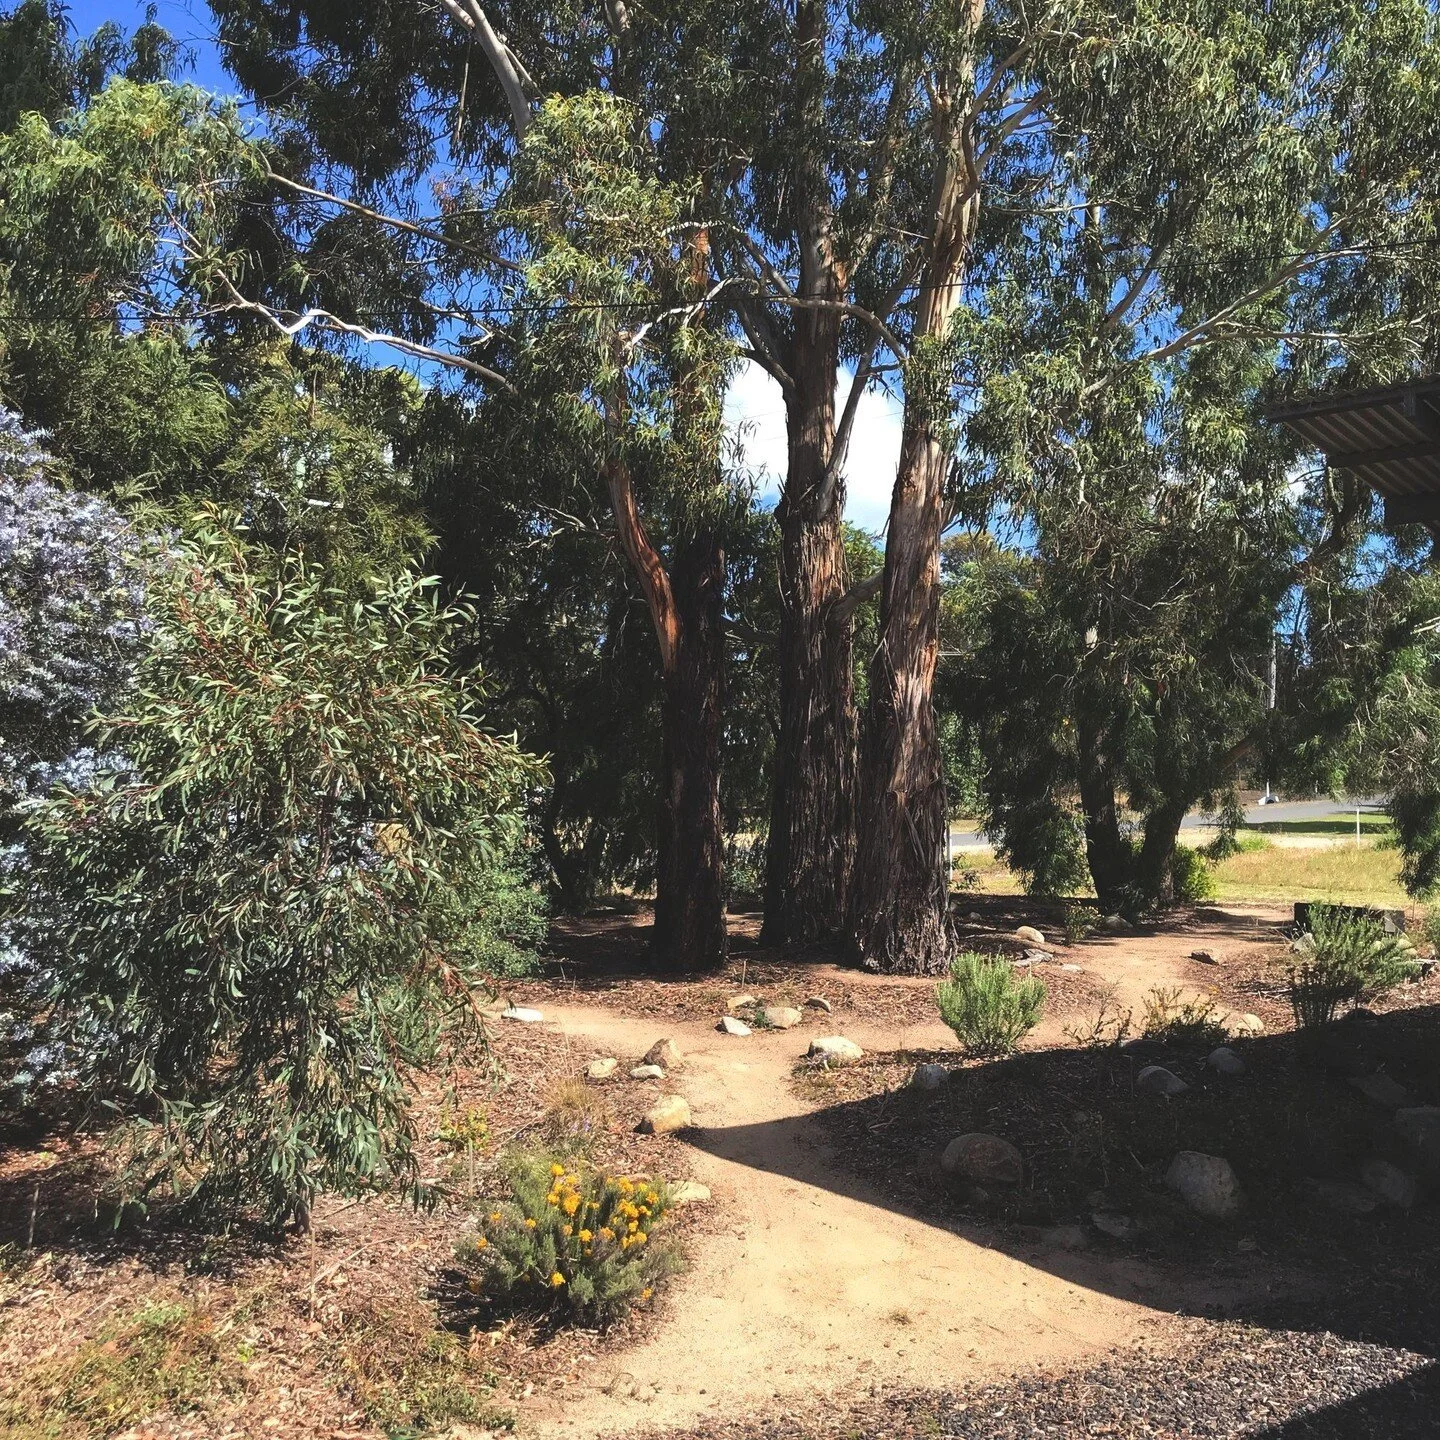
1225, 1012, 1266, 1037
1099, 914, 1133, 933
910, 1063, 949, 1091
637, 1095, 692, 1134
1191, 948, 1220, 964
804, 996, 832, 1012
1136, 1064, 1190, 1097
1166, 1151, 1244, 1220
764, 1006, 803, 1030
668, 1180, 712, 1206
586, 1057, 618, 1080
499, 1006, 544, 1023
940, 1133, 1024, 1187
1091, 1210, 1138, 1241
1014, 925, 1046, 946
1040, 1223, 1090, 1251
1361, 1157, 1419, 1210
1349, 1072, 1411, 1108
808, 1035, 863, 1065
719, 1016, 753, 1036
1205, 1046, 1247, 1076
643, 1038, 684, 1070
630, 1064, 666, 1080
727, 994, 757, 1014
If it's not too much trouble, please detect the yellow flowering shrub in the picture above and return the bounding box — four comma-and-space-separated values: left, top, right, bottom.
456, 1152, 682, 1324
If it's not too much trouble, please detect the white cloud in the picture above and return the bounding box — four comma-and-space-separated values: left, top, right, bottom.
723, 361, 903, 536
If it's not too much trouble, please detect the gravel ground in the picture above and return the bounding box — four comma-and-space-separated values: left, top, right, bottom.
632, 1321, 1438, 1439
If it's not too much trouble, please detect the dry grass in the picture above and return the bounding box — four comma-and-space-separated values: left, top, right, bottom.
1209, 839, 1409, 907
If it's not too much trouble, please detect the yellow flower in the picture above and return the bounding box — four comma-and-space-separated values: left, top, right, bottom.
599, 1227, 614, 1241
550, 1271, 566, 1287
546, 1191, 560, 1206
475, 1236, 488, 1249
641, 1287, 653, 1301
579, 1229, 593, 1244
562, 1194, 581, 1217
551, 1163, 565, 1176
488, 1211, 502, 1223
638, 1206, 650, 1217
562, 1224, 573, 1237
633, 1231, 647, 1244
466, 1276, 483, 1294
627, 1221, 638, 1233
525, 1218, 537, 1230
646, 1192, 658, 1206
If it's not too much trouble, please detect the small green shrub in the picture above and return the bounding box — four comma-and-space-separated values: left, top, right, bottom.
457, 1153, 682, 1325
935, 951, 1045, 1057
1168, 846, 1216, 902
1063, 904, 1102, 943
1065, 991, 1133, 1049
1288, 903, 1420, 1030
1140, 987, 1227, 1047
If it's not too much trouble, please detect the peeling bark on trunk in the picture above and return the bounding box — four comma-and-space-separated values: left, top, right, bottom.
653, 531, 728, 968
604, 454, 727, 970
848, 427, 953, 973
847, 7, 982, 973
762, 316, 857, 944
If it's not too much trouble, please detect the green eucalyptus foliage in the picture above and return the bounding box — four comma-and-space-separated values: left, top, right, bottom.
10, 528, 544, 1227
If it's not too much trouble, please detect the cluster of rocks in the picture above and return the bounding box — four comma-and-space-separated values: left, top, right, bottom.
719, 993, 829, 1034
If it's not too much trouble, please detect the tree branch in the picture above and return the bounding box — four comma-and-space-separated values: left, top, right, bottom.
435, 0, 532, 138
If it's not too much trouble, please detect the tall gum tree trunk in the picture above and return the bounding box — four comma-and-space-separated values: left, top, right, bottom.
848, 6, 982, 973
760, 1, 859, 945
848, 425, 952, 973
604, 454, 727, 970
654, 531, 728, 966
762, 312, 857, 944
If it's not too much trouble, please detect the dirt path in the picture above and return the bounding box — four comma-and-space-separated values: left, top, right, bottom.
520, 983, 1260, 1439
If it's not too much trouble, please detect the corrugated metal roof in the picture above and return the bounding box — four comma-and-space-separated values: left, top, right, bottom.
1271, 377, 1440, 505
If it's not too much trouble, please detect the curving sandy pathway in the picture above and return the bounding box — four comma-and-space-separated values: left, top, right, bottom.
520, 994, 1256, 1439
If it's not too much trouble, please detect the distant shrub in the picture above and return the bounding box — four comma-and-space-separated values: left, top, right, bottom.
936, 951, 1045, 1057
1423, 905, 1440, 957
1141, 987, 1227, 1047
1063, 904, 1102, 943
1168, 846, 1216, 903
1288, 904, 1420, 1031
458, 1154, 681, 1325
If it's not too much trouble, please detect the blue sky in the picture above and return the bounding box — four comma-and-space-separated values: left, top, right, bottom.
64, 0, 906, 534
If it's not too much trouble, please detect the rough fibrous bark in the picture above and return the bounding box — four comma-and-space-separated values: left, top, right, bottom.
762, 317, 857, 945
848, 427, 953, 973
653, 531, 728, 967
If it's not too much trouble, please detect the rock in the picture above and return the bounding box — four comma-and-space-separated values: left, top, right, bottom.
1349, 1072, 1411, 1109
1041, 1223, 1090, 1251
1120, 1037, 1165, 1060
1361, 1157, 1419, 1210
638, 1094, 692, 1134
718, 1015, 753, 1037
1091, 1211, 1138, 1241
940, 1133, 1024, 1187
1395, 1106, 1440, 1180
500, 1006, 544, 1023
642, 1038, 684, 1071
1099, 914, 1133, 934
1060, 963, 1084, 973
1191, 949, 1220, 964
1137, 1065, 1190, 1097
586, 1057, 619, 1080
804, 995, 832, 1012
1205, 1046, 1247, 1077
1020, 948, 1050, 965
765, 1006, 803, 1030
727, 994, 757, 1014
630, 1064, 666, 1080
1225, 1012, 1265, 1037
1165, 1151, 1244, 1220
1303, 1177, 1379, 1215
911, 1063, 949, 1091
966, 910, 983, 922
668, 1180, 712, 1206
807, 1035, 863, 1065
1015, 925, 1047, 947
